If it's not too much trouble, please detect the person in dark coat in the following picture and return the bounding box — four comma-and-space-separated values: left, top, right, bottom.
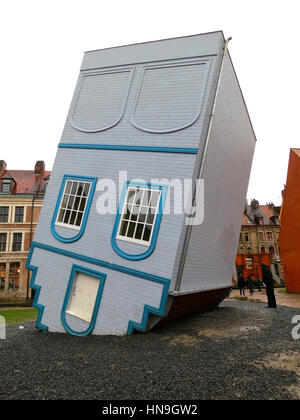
247, 276, 254, 296
238, 273, 246, 296
260, 263, 277, 308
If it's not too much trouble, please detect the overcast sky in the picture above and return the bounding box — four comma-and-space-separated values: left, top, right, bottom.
1, 0, 299, 205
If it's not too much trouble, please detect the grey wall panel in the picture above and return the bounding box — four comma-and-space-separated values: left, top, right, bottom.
30, 248, 164, 335
81, 32, 224, 70
179, 51, 256, 292
33, 149, 196, 284
171, 40, 224, 288
60, 57, 217, 150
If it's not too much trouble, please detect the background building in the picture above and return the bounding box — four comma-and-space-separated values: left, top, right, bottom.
235, 200, 283, 284
0, 160, 50, 304
279, 149, 300, 293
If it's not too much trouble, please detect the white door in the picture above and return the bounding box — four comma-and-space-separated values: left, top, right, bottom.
66, 272, 100, 323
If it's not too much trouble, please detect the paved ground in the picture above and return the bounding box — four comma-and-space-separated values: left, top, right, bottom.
229, 288, 300, 308
0, 300, 299, 400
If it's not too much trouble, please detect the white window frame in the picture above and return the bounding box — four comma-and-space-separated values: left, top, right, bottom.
55, 179, 92, 231
116, 186, 161, 246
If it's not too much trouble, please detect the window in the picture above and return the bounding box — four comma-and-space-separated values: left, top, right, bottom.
2, 180, 11, 193
0, 263, 6, 290
246, 257, 253, 269
245, 232, 250, 243
0, 207, 9, 223
269, 246, 275, 259
117, 186, 161, 245
257, 217, 264, 226
266, 232, 273, 242
239, 232, 242, 242
258, 231, 264, 242
56, 180, 92, 230
0, 233, 7, 251
12, 233, 22, 251
15, 207, 24, 223
261, 247, 266, 254
9, 262, 20, 289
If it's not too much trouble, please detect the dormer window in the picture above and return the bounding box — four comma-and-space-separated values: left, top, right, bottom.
2, 179, 11, 193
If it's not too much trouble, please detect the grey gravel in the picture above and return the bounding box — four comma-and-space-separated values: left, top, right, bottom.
0, 300, 299, 400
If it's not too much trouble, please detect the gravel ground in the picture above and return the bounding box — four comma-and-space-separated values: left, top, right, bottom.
0, 300, 299, 400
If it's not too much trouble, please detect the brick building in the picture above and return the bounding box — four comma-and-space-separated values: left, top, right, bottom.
279, 149, 300, 293
0, 160, 50, 304
235, 200, 283, 284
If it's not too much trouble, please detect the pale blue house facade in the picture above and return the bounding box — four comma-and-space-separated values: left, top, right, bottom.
27, 32, 256, 336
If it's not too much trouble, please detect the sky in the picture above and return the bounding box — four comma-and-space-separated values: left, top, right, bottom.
1, 0, 299, 206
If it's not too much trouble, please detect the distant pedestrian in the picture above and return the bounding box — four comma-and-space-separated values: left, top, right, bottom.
238, 273, 246, 296
260, 263, 277, 308
247, 276, 254, 296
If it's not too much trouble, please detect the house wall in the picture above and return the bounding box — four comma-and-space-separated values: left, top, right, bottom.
178, 51, 256, 293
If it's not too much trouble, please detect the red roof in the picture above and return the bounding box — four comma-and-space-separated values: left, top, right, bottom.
260, 205, 277, 220
1, 170, 51, 194
242, 214, 255, 226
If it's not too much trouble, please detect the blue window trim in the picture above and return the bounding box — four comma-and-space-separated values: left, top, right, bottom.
58, 143, 198, 154
51, 174, 97, 243
61, 265, 106, 337
111, 181, 168, 261
26, 261, 48, 333
26, 242, 171, 335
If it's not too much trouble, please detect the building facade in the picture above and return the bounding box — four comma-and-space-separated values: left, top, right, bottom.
279, 148, 300, 293
235, 200, 283, 284
0, 160, 50, 304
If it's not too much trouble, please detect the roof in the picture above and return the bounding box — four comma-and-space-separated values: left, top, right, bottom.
242, 214, 255, 226
291, 148, 300, 158
260, 205, 278, 221
1, 170, 51, 194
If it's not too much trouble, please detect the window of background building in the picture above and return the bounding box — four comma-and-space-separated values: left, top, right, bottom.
14, 207, 24, 223
9, 262, 20, 289
266, 232, 273, 242
269, 246, 275, 259
12, 233, 22, 251
0, 207, 9, 223
258, 231, 264, 242
246, 257, 253, 269
2, 180, 11, 194
0, 233, 7, 252
261, 246, 266, 254
0, 263, 6, 290
245, 232, 250, 243
257, 217, 264, 226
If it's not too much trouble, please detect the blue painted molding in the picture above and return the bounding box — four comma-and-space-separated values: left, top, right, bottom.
58, 143, 198, 154
70, 67, 135, 133
25, 250, 48, 332
111, 181, 168, 261
127, 277, 170, 335
51, 174, 97, 243
61, 265, 106, 337
26, 241, 171, 335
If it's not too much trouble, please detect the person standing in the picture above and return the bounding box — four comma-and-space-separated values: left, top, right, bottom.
238, 273, 246, 296
261, 263, 277, 308
247, 276, 254, 296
